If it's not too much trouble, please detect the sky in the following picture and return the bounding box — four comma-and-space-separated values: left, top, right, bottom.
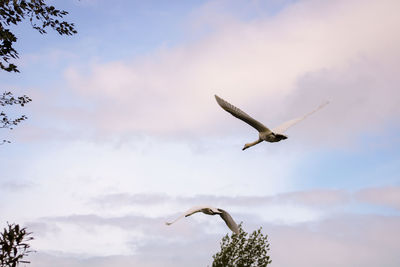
0, 0, 399, 266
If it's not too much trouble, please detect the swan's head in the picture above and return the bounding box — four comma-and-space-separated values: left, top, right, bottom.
280, 134, 288, 140
205, 207, 222, 215
274, 133, 288, 141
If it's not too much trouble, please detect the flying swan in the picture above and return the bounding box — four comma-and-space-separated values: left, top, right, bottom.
165, 205, 239, 234
215, 95, 329, 150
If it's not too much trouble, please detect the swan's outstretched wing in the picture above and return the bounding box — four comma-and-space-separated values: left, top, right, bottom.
215, 95, 271, 133
272, 101, 329, 134
165, 205, 214, 225
218, 208, 239, 234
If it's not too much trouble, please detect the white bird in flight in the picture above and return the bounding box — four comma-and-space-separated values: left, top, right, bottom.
215, 95, 329, 150
165, 205, 239, 234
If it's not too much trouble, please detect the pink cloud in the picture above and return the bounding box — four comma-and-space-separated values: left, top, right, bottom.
16, 0, 395, 144
356, 186, 400, 210
269, 214, 400, 267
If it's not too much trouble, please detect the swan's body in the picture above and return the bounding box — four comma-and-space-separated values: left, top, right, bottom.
215, 95, 329, 150
165, 205, 239, 234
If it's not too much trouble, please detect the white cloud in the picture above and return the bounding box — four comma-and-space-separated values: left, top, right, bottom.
20, 184, 400, 267
0, 138, 299, 224
92, 189, 349, 208
28, 214, 400, 267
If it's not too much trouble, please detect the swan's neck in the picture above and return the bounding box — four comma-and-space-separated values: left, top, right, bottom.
243, 138, 263, 150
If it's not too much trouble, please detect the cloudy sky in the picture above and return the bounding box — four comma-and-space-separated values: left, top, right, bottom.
1, 0, 399, 266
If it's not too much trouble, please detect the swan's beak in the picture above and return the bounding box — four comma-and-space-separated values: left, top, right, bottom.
242, 145, 248, 151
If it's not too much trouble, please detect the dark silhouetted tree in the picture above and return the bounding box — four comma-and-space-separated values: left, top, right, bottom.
211, 224, 272, 267
0, 223, 33, 267
0, 0, 77, 143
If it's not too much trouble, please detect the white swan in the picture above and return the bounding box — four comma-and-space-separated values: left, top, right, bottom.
165, 205, 239, 234
215, 95, 329, 150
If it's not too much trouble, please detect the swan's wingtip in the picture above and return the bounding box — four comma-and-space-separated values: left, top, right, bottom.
215, 95, 225, 105
322, 100, 330, 106
317, 101, 330, 109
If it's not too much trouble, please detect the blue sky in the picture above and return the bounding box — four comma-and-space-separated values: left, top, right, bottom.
1, 0, 400, 266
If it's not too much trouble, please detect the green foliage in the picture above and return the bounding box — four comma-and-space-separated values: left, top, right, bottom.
0, 0, 77, 143
0, 91, 32, 127
0, 91, 32, 144
212, 224, 272, 267
0, 0, 77, 72
0, 223, 33, 267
